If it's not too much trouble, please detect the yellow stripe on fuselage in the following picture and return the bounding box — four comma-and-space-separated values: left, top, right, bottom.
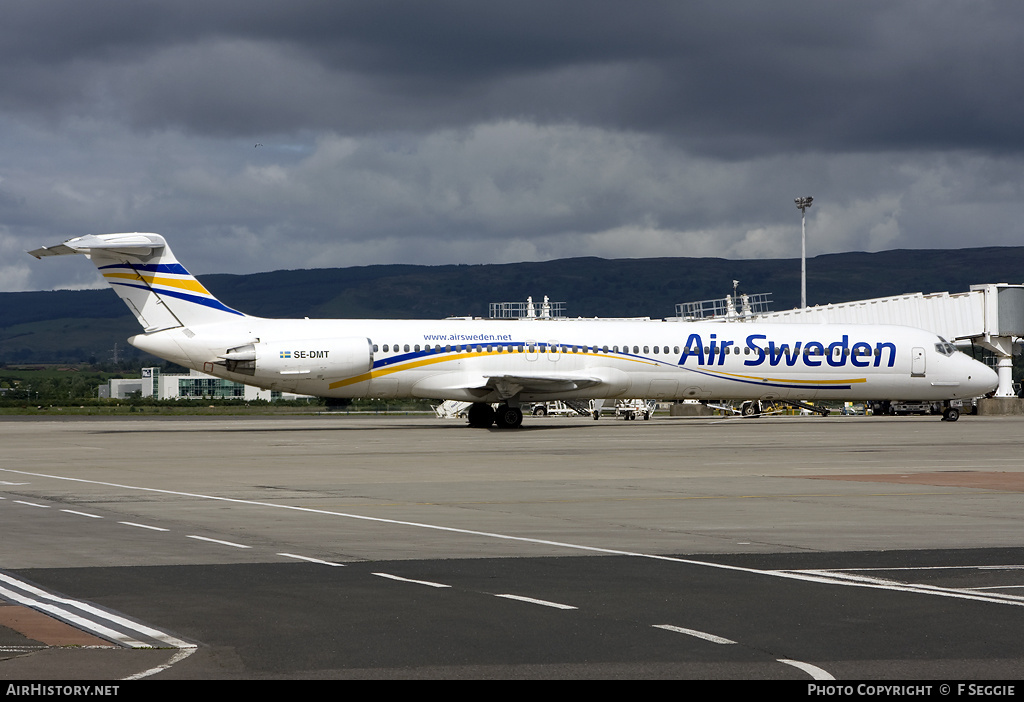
329, 350, 531, 390
325, 349, 864, 391
328, 350, 659, 390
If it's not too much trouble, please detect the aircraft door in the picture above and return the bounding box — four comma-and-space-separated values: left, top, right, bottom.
525, 340, 539, 362
911, 347, 926, 377
546, 340, 560, 362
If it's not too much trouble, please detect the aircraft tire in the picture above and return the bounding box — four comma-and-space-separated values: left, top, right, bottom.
467, 403, 496, 428
494, 405, 523, 429
942, 407, 960, 422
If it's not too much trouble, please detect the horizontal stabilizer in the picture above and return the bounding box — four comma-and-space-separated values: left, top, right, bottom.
29, 233, 165, 259
27, 243, 77, 258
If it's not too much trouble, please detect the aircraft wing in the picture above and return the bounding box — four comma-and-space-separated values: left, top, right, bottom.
410, 370, 608, 399
483, 373, 604, 394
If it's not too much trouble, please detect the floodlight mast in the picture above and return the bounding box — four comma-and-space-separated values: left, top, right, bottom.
794, 196, 813, 309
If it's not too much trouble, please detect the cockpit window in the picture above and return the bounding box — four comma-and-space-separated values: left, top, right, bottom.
934, 336, 957, 357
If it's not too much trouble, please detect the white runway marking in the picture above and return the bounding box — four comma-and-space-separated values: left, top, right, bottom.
5, 467, 1023, 608
122, 647, 197, 680
13, 501, 49, 508
0, 582, 145, 647
652, 624, 735, 644
0, 572, 193, 649
827, 564, 1024, 572
372, 572, 451, 588
61, 509, 103, 518
494, 594, 577, 610
186, 535, 251, 549
279, 553, 345, 566
774, 569, 1024, 606
778, 658, 836, 680
118, 521, 169, 532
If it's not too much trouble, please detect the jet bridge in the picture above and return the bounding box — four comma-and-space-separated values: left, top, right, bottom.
746, 283, 1024, 399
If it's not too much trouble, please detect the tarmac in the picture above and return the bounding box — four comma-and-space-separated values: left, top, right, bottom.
1, 413, 1022, 679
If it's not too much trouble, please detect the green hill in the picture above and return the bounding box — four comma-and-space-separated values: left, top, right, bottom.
5, 247, 1024, 363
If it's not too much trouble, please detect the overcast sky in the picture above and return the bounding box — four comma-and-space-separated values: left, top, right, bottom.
4, 1, 1024, 292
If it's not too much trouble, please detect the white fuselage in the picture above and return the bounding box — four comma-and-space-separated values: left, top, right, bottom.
130, 316, 997, 404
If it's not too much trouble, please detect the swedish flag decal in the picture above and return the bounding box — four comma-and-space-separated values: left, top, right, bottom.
280, 351, 291, 359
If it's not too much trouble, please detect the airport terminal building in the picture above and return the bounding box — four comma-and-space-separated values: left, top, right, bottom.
100, 367, 310, 402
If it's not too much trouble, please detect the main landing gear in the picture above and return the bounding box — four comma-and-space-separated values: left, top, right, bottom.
467, 402, 523, 429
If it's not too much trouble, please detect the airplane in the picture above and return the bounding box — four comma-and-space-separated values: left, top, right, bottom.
30, 232, 997, 426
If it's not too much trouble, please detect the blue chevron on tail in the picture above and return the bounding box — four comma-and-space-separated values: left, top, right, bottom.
29, 233, 244, 332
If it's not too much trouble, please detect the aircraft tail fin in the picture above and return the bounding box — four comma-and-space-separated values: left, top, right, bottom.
29, 233, 245, 332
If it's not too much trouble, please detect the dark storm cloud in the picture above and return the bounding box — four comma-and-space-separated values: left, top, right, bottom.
4, 1, 1024, 292
4, 1, 1023, 154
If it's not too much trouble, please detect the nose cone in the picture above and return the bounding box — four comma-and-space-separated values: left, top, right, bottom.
967, 357, 999, 397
